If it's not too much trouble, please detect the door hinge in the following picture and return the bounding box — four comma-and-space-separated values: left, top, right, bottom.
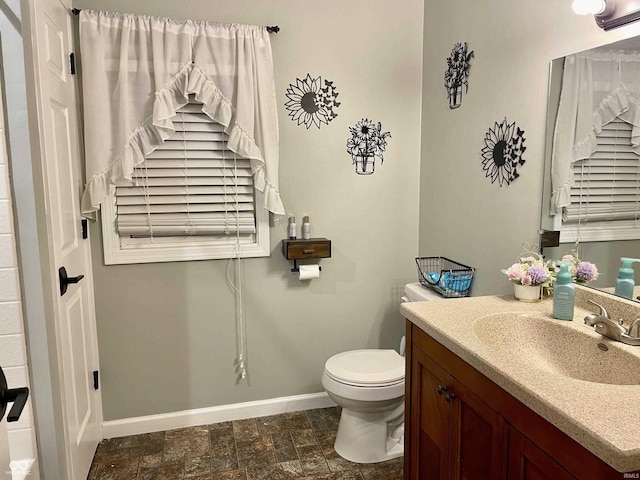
69, 53, 76, 75
81, 219, 88, 239
93, 370, 99, 390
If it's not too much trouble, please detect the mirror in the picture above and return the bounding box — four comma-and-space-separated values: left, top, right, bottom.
541, 35, 640, 300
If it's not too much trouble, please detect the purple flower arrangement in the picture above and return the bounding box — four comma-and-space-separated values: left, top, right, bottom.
503, 255, 551, 287
503, 250, 599, 289
547, 253, 599, 285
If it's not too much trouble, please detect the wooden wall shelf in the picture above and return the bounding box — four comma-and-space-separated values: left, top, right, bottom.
281, 238, 331, 272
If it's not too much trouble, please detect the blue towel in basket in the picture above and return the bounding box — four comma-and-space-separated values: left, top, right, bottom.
433, 271, 472, 292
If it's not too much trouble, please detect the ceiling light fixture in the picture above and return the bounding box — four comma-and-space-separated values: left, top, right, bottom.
574, 0, 640, 30
572, 0, 607, 14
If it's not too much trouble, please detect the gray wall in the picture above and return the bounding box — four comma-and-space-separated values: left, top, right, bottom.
75, 0, 640, 423
419, 0, 640, 296
73, 0, 424, 421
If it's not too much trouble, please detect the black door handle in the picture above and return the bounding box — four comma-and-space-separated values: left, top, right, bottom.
0, 366, 29, 423
58, 266, 85, 296
5, 388, 29, 422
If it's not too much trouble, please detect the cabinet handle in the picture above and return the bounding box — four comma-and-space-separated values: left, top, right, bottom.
303, 249, 315, 254
445, 392, 456, 402
437, 385, 448, 395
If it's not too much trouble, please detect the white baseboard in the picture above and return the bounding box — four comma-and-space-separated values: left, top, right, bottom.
102, 392, 336, 439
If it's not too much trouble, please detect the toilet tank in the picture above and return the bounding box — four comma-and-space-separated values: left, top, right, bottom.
402, 282, 443, 303
399, 282, 441, 355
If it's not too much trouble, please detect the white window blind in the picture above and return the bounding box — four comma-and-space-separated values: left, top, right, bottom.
564, 118, 640, 225
115, 96, 257, 238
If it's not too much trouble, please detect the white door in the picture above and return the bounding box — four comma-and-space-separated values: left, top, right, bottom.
0, 416, 9, 480
0, 367, 9, 480
23, 0, 101, 477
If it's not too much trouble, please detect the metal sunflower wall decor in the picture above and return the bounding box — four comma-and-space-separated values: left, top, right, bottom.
444, 42, 474, 109
346, 118, 391, 175
284, 74, 340, 129
480, 118, 526, 187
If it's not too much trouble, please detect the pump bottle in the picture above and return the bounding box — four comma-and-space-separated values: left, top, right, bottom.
614, 257, 640, 300
553, 261, 574, 321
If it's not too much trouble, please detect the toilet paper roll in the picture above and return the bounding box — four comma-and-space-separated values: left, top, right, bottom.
298, 264, 320, 280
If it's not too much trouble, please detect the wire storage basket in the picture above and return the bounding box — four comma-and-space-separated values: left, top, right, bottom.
415, 257, 475, 298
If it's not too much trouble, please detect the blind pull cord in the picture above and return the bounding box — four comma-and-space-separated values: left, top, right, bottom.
142, 157, 154, 242
234, 150, 247, 380
610, 122, 619, 223
182, 115, 194, 235
223, 132, 230, 235
635, 153, 640, 225
222, 132, 248, 382
576, 162, 585, 244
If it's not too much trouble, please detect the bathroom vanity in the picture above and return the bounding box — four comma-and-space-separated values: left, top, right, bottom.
400, 290, 640, 480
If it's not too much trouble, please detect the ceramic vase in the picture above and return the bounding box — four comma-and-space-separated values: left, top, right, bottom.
514, 284, 541, 302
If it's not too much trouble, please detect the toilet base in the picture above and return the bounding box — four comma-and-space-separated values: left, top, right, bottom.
333, 404, 404, 463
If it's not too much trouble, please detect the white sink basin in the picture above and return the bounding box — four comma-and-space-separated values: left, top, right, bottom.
473, 312, 640, 385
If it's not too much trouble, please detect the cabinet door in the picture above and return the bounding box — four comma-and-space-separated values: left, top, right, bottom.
448, 377, 507, 480
408, 347, 451, 480
507, 428, 576, 480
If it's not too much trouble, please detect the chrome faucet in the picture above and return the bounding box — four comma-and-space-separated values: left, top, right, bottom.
584, 300, 640, 346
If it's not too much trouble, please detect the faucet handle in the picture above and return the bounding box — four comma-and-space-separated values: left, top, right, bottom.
627, 318, 640, 337
588, 300, 610, 319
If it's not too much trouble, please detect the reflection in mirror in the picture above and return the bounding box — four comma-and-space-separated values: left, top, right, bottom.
541, 36, 640, 300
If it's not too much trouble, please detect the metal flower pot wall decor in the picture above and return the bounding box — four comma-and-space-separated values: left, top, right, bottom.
444, 42, 474, 109
346, 118, 391, 175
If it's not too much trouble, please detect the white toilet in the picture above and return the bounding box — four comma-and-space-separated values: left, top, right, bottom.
321, 282, 440, 463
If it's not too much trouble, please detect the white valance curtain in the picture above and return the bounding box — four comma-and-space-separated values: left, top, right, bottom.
79, 10, 285, 218
551, 49, 640, 214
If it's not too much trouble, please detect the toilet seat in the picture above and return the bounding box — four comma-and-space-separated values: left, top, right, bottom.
325, 349, 404, 386
324, 370, 404, 388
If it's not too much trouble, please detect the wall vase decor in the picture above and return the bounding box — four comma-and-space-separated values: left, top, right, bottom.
448, 84, 463, 109
346, 119, 391, 175
353, 153, 376, 175
444, 42, 474, 109
480, 117, 526, 186
284, 74, 340, 129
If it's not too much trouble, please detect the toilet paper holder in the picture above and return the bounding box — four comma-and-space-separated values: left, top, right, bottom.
282, 238, 331, 272
290, 260, 321, 273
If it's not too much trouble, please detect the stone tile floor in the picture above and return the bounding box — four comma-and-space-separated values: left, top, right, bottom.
87, 407, 403, 479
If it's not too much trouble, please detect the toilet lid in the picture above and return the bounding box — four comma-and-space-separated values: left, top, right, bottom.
325, 349, 405, 385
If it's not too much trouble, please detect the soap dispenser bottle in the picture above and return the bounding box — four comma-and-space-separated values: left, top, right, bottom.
614, 257, 640, 299
553, 261, 574, 321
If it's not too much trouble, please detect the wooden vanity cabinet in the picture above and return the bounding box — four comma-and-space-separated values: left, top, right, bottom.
404, 321, 633, 480
407, 341, 507, 479
507, 429, 576, 480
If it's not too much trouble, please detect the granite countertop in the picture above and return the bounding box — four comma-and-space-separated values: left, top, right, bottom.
400, 290, 640, 473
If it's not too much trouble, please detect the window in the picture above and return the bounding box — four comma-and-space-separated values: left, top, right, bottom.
101, 97, 269, 265
559, 118, 640, 243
